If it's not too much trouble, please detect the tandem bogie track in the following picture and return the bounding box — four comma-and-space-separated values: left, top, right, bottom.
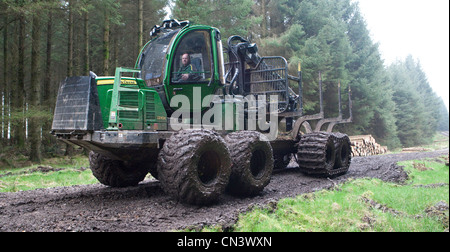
296, 132, 352, 177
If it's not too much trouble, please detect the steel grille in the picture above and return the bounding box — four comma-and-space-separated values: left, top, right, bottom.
249, 57, 289, 112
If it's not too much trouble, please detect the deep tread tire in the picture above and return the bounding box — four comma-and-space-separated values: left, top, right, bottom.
89, 151, 149, 187
296, 132, 337, 176
225, 131, 274, 197
332, 133, 352, 176
157, 129, 231, 205
297, 132, 351, 177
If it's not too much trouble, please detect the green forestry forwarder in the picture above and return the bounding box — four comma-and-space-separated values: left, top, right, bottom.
51, 19, 353, 205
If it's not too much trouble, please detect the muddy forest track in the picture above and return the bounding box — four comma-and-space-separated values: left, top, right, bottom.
0, 149, 448, 232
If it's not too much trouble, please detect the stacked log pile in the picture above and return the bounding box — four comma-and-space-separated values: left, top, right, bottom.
349, 135, 388, 157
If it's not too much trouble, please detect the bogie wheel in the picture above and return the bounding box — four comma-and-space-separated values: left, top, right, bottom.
332, 133, 352, 176
89, 151, 150, 187
225, 131, 274, 197
296, 132, 337, 176
157, 129, 231, 205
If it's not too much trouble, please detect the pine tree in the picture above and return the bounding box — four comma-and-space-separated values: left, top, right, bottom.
437, 99, 449, 131
388, 58, 431, 147
345, 2, 399, 148
29, 0, 43, 162
172, 0, 254, 40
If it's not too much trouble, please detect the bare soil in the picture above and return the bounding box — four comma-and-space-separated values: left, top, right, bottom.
0, 149, 448, 232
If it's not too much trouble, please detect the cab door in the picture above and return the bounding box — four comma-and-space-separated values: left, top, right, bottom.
166, 28, 218, 114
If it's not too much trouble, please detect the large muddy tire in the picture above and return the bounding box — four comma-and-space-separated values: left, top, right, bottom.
157, 129, 231, 205
89, 151, 149, 187
332, 133, 352, 176
225, 131, 274, 197
296, 132, 351, 177
296, 132, 337, 177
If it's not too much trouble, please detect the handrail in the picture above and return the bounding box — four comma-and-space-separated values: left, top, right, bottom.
108, 67, 142, 130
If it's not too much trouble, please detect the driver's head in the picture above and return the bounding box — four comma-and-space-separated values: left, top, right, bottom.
182, 53, 190, 66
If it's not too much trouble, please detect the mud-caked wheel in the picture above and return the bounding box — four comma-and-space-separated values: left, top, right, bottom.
297, 132, 352, 177
296, 132, 337, 176
157, 129, 231, 205
225, 131, 274, 197
89, 151, 149, 187
332, 133, 352, 176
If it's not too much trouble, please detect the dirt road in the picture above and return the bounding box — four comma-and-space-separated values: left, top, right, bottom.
0, 149, 448, 232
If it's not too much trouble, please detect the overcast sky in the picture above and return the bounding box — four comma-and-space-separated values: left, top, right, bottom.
355, 0, 449, 112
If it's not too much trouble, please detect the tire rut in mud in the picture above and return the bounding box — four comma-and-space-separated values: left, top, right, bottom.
0, 149, 448, 232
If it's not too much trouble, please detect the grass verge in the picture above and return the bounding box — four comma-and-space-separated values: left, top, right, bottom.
202, 156, 449, 232
0, 155, 97, 192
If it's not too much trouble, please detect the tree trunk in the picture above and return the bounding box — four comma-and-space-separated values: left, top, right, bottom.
103, 12, 110, 75
44, 9, 52, 107
138, 0, 144, 53
67, 0, 73, 77
29, 3, 42, 163
2, 12, 8, 144
261, 0, 267, 38
65, 0, 74, 156
67, 0, 74, 77
114, 26, 118, 70
42, 7, 56, 152
13, 7, 26, 148
84, 11, 90, 75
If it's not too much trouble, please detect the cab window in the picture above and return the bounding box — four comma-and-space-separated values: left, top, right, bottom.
139, 29, 179, 87
171, 30, 212, 84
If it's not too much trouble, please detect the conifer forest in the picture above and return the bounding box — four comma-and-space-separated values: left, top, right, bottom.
0, 0, 448, 163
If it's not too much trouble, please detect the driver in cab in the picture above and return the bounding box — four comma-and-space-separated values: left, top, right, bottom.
174, 53, 200, 82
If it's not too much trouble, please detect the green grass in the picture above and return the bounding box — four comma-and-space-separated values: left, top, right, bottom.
228, 157, 449, 232
0, 155, 98, 192
388, 132, 449, 153
0, 168, 98, 192
421, 133, 450, 151
400, 158, 449, 186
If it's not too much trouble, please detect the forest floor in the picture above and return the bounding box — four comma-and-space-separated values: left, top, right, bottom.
0, 148, 448, 232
